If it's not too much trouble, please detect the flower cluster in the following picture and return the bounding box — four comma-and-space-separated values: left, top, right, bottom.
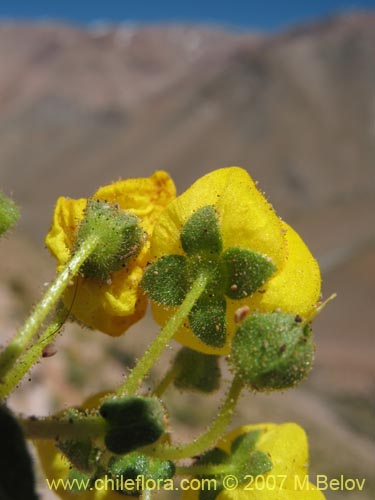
25, 166, 327, 500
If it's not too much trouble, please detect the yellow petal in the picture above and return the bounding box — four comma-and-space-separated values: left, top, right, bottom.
254, 222, 321, 319
45, 171, 176, 336
151, 167, 285, 268
150, 167, 289, 354
193, 424, 325, 500
218, 423, 307, 488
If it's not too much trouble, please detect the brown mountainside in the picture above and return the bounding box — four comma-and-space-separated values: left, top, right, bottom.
0, 12, 374, 499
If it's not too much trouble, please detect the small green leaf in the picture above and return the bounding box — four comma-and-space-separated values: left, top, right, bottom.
189, 298, 226, 347
141, 255, 189, 306
173, 348, 221, 393
222, 247, 276, 299
181, 205, 222, 255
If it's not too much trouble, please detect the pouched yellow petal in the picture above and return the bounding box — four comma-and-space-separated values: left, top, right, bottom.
149, 167, 321, 354
45, 171, 176, 336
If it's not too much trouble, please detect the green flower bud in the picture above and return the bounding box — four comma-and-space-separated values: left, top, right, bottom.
231, 312, 314, 391
100, 396, 166, 455
172, 348, 221, 393
0, 190, 20, 236
74, 199, 144, 281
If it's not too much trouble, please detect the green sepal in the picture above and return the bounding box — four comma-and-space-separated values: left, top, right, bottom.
231, 312, 314, 391
108, 453, 175, 495
231, 430, 261, 455
189, 297, 226, 348
100, 396, 165, 454
173, 348, 221, 393
0, 190, 20, 237
66, 469, 92, 493
196, 448, 228, 500
0, 406, 38, 500
231, 431, 272, 479
222, 247, 276, 299
74, 199, 144, 281
181, 205, 222, 255
57, 438, 99, 474
195, 432, 272, 500
141, 255, 189, 306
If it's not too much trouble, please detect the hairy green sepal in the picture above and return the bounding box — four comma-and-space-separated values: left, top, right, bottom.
223, 247, 275, 299
197, 430, 272, 500
74, 199, 144, 281
231, 312, 314, 391
0, 190, 20, 236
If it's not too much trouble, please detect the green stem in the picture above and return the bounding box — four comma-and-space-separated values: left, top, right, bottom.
142, 375, 244, 461
19, 413, 108, 440
117, 274, 208, 397
153, 364, 181, 398
0, 307, 67, 400
0, 234, 99, 381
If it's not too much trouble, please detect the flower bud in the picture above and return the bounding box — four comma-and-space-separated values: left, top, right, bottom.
74, 199, 144, 281
231, 312, 314, 391
100, 396, 166, 455
172, 347, 221, 393
0, 190, 20, 236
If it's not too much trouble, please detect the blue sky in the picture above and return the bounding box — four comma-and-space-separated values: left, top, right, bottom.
0, 0, 374, 31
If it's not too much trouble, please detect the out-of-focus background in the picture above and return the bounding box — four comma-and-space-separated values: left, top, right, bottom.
0, 1, 374, 499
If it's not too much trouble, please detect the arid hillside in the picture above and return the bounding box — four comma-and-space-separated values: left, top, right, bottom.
0, 12, 374, 500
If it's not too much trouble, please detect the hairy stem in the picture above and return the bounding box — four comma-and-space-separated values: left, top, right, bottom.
116, 274, 208, 397
0, 306, 67, 400
0, 234, 98, 384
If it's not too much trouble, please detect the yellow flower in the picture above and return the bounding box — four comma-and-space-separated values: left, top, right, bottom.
45, 171, 176, 336
182, 423, 326, 500
146, 167, 321, 355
